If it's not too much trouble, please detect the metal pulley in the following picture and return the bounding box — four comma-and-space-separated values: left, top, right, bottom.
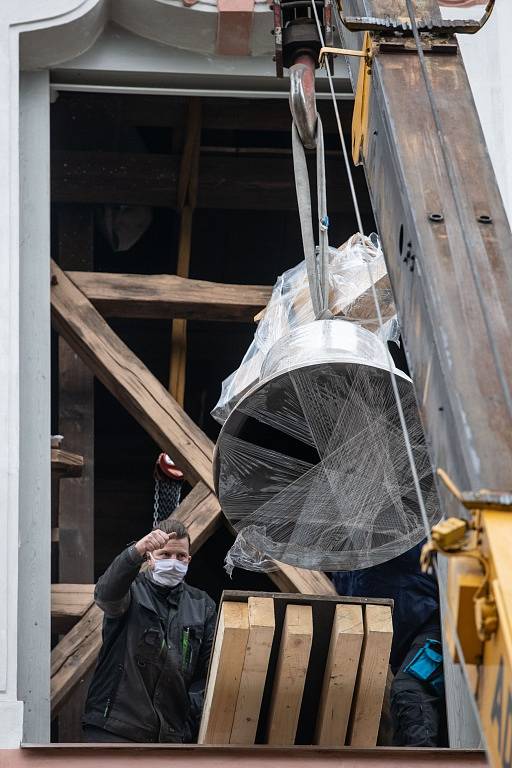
273, 0, 334, 148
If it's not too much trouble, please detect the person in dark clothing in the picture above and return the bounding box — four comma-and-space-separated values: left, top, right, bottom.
332, 541, 446, 747
82, 519, 216, 743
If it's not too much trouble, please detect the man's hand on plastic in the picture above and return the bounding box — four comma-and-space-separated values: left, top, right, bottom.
134, 529, 174, 556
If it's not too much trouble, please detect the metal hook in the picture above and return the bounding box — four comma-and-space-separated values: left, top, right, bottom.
467, 0, 496, 36
338, 0, 496, 36
289, 53, 318, 149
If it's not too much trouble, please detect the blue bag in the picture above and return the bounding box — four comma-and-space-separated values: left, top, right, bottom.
403, 638, 444, 694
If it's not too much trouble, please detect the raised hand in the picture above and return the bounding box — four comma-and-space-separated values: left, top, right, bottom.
134, 529, 174, 557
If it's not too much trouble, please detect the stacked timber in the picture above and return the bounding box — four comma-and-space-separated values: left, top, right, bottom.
198, 591, 393, 747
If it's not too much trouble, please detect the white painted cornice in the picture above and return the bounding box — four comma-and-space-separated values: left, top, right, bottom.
7, 0, 275, 70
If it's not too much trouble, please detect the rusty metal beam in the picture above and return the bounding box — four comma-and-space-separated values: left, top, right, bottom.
338, 0, 512, 517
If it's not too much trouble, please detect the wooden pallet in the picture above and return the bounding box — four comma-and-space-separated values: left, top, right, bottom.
198, 590, 393, 748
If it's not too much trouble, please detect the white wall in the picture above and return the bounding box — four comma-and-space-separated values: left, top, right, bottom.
0, 9, 23, 750
443, 3, 512, 223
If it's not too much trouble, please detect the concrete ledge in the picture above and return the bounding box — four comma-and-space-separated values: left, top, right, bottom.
0, 745, 487, 768
0, 701, 23, 749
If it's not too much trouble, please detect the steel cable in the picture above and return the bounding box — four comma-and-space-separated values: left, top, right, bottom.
311, 0, 487, 746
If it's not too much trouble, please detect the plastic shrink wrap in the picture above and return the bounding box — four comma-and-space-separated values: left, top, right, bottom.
212, 233, 397, 425
212, 235, 440, 573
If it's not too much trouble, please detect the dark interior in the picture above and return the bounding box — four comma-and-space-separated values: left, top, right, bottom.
50, 91, 376, 740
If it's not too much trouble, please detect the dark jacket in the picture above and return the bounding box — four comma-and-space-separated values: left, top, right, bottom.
83, 545, 217, 743
332, 542, 439, 673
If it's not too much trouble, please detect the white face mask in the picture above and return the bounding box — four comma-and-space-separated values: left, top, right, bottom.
149, 556, 188, 587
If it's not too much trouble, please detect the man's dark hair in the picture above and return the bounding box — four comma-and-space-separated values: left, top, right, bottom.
160, 518, 191, 548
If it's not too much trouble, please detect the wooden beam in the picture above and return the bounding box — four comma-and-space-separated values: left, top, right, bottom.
53, 260, 333, 597
51, 448, 84, 479
267, 604, 313, 745
67, 271, 271, 322
50, 260, 215, 490
167, 482, 222, 555
51, 584, 95, 634
348, 604, 393, 748
51, 94, 351, 135
169, 98, 201, 406
198, 602, 250, 744
50, 262, 337, 717
231, 596, 275, 745
57, 205, 96, 743
268, 563, 336, 596
51, 151, 370, 212
315, 604, 364, 746
51, 603, 103, 719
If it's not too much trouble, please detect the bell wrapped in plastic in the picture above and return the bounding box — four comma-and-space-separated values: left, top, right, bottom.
214, 319, 440, 573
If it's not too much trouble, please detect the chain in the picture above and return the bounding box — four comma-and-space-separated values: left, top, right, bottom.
153, 476, 160, 529
153, 472, 183, 528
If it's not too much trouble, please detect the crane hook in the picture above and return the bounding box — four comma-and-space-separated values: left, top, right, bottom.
289, 53, 318, 149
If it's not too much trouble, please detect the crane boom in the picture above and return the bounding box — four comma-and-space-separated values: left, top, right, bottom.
334, 2, 512, 766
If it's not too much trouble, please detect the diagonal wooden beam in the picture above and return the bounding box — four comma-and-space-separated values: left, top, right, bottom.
51, 260, 215, 491
51, 602, 103, 718
168, 481, 223, 555
269, 563, 336, 596
51, 261, 334, 593
50, 260, 335, 712
67, 271, 272, 322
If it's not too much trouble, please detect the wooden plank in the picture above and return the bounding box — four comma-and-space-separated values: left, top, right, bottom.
198, 602, 250, 744
348, 604, 393, 748
52, 583, 95, 602
51, 603, 103, 718
315, 603, 364, 746
231, 596, 275, 745
268, 563, 336, 596
267, 604, 313, 745
51, 151, 370, 212
67, 271, 271, 322
51, 584, 95, 634
168, 482, 222, 555
50, 260, 215, 490
51, 448, 84, 479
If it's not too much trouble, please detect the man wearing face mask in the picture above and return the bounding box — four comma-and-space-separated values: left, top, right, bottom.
82, 520, 216, 743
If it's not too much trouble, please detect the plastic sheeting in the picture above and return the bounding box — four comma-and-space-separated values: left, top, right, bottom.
211, 233, 398, 426
214, 320, 439, 573
212, 234, 440, 574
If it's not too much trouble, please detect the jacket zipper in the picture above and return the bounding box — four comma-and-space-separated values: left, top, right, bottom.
104, 664, 124, 719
